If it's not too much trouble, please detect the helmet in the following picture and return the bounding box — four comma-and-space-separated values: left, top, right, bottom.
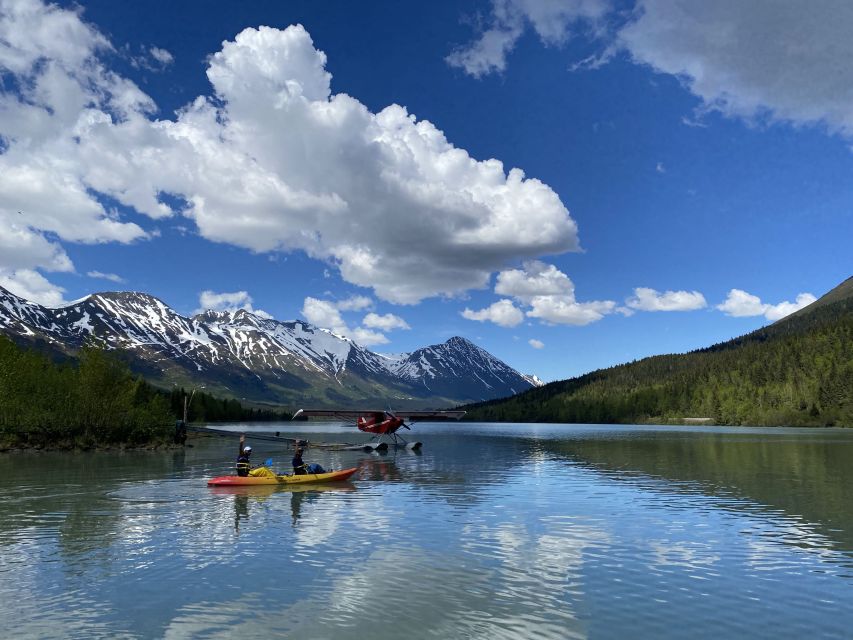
243, 446, 252, 453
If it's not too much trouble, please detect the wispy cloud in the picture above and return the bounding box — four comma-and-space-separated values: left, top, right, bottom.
87, 270, 125, 283
149, 46, 173, 65
447, 0, 610, 78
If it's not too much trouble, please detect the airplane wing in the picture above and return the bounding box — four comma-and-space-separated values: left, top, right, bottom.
292, 409, 465, 421
387, 410, 466, 421
292, 409, 369, 422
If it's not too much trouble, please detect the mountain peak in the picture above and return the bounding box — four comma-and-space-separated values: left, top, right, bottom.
444, 336, 477, 348
89, 291, 167, 308
193, 309, 235, 324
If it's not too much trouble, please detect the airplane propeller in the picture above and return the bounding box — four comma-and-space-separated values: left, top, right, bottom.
386, 410, 411, 430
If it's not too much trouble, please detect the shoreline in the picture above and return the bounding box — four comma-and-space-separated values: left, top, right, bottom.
0, 441, 187, 453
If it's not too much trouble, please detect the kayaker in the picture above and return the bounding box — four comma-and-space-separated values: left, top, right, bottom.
236, 434, 276, 478
292, 445, 326, 475
292, 446, 307, 475
236, 435, 252, 477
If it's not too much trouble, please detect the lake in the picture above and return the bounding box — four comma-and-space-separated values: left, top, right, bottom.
2, 422, 853, 639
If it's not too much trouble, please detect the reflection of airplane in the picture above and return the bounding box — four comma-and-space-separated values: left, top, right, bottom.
292, 409, 465, 449
357, 457, 404, 482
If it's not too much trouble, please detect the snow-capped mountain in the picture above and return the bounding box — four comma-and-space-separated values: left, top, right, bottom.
383, 336, 541, 400
0, 286, 540, 407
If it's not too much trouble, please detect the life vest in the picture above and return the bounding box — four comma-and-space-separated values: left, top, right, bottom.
236, 453, 251, 477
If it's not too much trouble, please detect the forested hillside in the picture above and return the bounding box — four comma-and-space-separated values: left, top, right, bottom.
0, 337, 290, 448
463, 279, 853, 427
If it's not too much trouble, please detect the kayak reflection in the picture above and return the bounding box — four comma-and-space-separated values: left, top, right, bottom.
210, 483, 356, 532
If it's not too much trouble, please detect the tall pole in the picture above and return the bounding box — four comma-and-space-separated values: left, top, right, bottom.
184, 387, 202, 424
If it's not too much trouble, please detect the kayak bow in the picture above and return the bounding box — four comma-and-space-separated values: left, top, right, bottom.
207, 467, 358, 486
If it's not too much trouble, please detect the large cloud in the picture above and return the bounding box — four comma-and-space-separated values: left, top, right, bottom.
189, 24, 580, 303
0, 2, 580, 305
618, 1, 853, 136
450, 0, 853, 139
0, 0, 151, 301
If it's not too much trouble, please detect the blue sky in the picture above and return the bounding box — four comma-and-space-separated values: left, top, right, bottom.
0, 0, 851, 382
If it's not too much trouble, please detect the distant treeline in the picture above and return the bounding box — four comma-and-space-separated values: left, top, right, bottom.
0, 337, 290, 448
166, 387, 290, 423
463, 296, 853, 427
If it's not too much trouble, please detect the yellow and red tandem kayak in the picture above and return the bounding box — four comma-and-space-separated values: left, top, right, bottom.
207, 467, 358, 486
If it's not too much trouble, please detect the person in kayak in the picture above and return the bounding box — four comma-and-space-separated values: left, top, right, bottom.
237, 435, 276, 478
236, 436, 252, 476
292, 445, 325, 475
292, 445, 307, 475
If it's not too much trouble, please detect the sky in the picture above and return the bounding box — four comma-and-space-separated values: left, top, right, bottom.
0, 0, 851, 382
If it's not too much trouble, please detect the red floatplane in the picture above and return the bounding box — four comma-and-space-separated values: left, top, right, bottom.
292, 409, 465, 449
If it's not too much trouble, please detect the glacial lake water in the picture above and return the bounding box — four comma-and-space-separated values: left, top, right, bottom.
2, 422, 853, 639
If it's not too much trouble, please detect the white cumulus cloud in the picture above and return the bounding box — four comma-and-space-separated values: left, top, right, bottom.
0, 268, 66, 307
196, 290, 272, 318
495, 260, 574, 303
528, 338, 544, 349
335, 296, 373, 312
0, 4, 580, 304
362, 312, 410, 331
626, 287, 707, 312
526, 295, 615, 325
716, 289, 816, 321
462, 299, 525, 327
497, 261, 617, 326
301, 296, 394, 346
352, 327, 389, 347
301, 297, 348, 335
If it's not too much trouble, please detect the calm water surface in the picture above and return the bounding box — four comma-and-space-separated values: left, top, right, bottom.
2, 423, 853, 639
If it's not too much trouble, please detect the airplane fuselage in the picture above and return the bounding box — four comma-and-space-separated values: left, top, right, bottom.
357, 412, 405, 435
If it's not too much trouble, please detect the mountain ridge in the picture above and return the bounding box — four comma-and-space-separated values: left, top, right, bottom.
0, 286, 541, 409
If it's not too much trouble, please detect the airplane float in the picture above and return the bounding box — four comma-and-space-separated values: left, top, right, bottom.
292, 409, 465, 450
